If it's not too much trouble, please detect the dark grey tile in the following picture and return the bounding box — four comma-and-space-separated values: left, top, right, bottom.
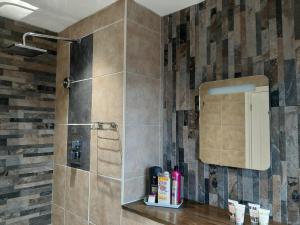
68, 79, 92, 124
70, 34, 93, 81
67, 125, 91, 171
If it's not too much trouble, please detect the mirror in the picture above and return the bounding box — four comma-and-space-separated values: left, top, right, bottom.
199, 75, 270, 170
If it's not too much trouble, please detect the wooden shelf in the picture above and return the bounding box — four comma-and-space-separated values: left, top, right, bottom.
123, 200, 286, 225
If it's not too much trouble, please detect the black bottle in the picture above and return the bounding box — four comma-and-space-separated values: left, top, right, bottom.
149, 166, 162, 203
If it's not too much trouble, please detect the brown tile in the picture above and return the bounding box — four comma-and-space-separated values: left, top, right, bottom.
52, 204, 64, 225
93, 21, 124, 76
54, 125, 67, 165
123, 176, 146, 203
127, 0, 161, 33
65, 167, 89, 219
90, 127, 123, 179
121, 210, 162, 225
126, 73, 160, 125
127, 21, 160, 78
91, 73, 123, 125
62, 0, 125, 39
91, 0, 125, 32
65, 211, 88, 225
55, 42, 69, 125
90, 174, 121, 225
52, 165, 66, 207
124, 125, 159, 178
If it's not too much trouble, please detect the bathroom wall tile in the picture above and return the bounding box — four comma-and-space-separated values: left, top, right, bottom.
65, 211, 88, 225
124, 125, 160, 178
93, 22, 124, 76
67, 125, 91, 171
62, 0, 124, 40
91, 0, 125, 32
127, 21, 160, 78
91, 73, 123, 125
90, 127, 123, 179
123, 176, 146, 203
65, 167, 89, 219
54, 124, 67, 165
56, 42, 70, 125
126, 73, 160, 125
285, 106, 298, 177
70, 34, 93, 81
162, 1, 300, 222
127, 0, 161, 33
52, 164, 66, 207
89, 174, 121, 225
121, 210, 163, 225
272, 175, 282, 222
68, 80, 92, 124
52, 204, 65, 225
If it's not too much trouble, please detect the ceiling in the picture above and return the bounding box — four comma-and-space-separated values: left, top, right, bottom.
0, 0, 203, 32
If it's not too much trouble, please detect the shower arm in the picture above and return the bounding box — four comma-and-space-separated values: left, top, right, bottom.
22, 32, 79, 45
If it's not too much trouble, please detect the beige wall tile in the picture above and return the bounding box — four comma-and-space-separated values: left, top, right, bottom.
91, 0, 125, 33
91, 73, 123, 125
124, 125, 159, 178
52, 204, 65, 225
121, 210, 163, 225
127, 21, 160, 78
65, 211, 88, 225
90, 127, 123, 179
93, 21, 124, 76
123, 176, 145, 203
65, 167, 89, 219
52, 165, 66, 207
54, 125, 67, 165
62, 0, 125, 39
55, 42, 69, 125
127, 0, 161, 33
126, 73, 160, 125
90, 174, 121, 225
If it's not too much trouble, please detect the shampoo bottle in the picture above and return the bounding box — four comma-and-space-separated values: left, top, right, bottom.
158, 171, 171, 204
171, 166, 181, 205
149, 166, 162, 203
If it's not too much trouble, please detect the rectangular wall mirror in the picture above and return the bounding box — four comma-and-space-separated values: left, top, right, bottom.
199, 75, 270, 170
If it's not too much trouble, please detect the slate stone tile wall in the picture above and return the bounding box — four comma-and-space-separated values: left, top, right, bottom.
0, 17, 56, 225
162, 0, 300, 223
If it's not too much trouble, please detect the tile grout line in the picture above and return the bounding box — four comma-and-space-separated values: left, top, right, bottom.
77, 19, 124, 40
127, 18, 160, 35
121, 0, 128, 207
88, 171, 91, 223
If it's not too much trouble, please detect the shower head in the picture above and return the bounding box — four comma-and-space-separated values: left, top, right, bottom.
6, 43, 47, 57
5, 32, 79, 57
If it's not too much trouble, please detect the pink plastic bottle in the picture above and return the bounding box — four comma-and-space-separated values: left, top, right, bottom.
171, 166, 181, 205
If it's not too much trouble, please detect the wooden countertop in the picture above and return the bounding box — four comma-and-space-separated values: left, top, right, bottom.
122, 200, 286, 225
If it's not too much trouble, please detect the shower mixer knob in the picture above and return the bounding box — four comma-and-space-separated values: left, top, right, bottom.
63, 77, 71, 89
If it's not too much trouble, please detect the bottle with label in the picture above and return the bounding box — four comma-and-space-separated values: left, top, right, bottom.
158, 171, 171, 204
149, 166, 162, 203
171, 166, 181, 205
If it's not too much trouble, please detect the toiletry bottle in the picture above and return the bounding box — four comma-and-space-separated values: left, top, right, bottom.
149, 166, 162, 203
158, 171, 171, 204
171, 166, 181, 205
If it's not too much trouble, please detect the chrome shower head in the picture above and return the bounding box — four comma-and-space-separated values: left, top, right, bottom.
6, 43, 47, 57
